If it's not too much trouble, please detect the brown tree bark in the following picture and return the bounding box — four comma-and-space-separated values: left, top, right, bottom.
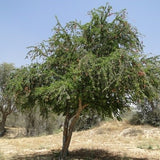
0, 114, 7, 137
61, 112, 70, 158
60, 98, 88, 160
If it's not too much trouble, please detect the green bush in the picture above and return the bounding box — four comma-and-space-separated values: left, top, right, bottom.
129, 99, 160, 127
130, 109, 160, 127
146, 110, 160, 127
75, 111, 104, 131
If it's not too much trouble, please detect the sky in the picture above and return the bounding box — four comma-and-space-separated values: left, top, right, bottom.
0, 0, 160, 67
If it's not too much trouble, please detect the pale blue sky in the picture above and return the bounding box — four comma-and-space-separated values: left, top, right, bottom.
0, 0, 160, 67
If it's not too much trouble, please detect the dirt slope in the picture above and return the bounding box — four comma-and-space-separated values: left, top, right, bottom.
0, 120, 160, 160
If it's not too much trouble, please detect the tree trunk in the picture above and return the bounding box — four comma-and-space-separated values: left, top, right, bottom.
150, 101, 155, 112
59, 99, 88, 160
0, 114, 7, 137
60, 116, 79, 160
60, 114, 71, 159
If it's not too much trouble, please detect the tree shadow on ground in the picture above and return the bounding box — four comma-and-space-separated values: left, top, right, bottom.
13, 149, 148, 160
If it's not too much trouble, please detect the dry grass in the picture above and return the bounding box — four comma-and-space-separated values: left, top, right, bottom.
0, 120, 160, 159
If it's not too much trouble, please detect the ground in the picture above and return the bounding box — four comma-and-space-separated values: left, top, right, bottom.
0, 120, 160, 160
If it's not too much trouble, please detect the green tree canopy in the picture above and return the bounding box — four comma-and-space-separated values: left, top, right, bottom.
10, 4, 160, 159
0, 63, 16, 136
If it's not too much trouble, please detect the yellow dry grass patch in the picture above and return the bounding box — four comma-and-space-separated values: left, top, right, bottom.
0, 133, 62, 159
0, 120, 160, 159
70, 121, 160, 159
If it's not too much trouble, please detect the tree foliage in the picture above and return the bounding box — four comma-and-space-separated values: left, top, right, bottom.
0, 63, 16, 136
9, 4, 160, 159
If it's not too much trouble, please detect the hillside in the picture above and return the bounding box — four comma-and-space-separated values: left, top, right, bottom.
0, 121, 160, 160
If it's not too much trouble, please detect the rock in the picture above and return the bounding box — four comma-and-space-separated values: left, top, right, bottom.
120, 128, 143, 136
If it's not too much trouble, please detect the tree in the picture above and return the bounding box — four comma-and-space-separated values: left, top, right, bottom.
130, 56, 160, 126
10, 4, 160, 159
0, 63, 16, 136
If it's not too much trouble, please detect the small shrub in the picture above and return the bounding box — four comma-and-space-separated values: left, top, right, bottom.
146, 110, 160, 127
148, 145, 153, 150
129, 108, 160, 127
129, 112, 145, 125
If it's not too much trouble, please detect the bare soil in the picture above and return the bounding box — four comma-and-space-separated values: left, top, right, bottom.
0, 120, 160, 160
